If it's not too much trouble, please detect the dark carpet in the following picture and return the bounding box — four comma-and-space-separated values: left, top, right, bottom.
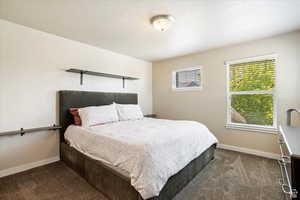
0, 149, 284, 200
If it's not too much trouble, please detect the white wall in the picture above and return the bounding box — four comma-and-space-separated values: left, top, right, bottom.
0, 19, 152, 172
153, 30, 300, 154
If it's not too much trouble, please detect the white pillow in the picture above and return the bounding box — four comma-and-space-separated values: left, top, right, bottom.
115, 103, 144, 121
78, 104, 119, 127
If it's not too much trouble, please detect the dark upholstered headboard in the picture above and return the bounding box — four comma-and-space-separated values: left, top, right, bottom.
59, 90, 138, 142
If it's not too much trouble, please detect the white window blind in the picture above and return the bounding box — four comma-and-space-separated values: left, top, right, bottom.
176, 69, 201, 88
172, 67, 202, 91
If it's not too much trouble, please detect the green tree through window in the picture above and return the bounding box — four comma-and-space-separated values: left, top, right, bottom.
228, 58, 276, 126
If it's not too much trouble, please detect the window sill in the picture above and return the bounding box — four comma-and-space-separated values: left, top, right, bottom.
172, 87, 203, 92
225, 123, 278, 134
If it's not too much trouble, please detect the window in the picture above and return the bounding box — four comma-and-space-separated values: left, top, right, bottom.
172, 67, 202, 91
225, 55, 277, 133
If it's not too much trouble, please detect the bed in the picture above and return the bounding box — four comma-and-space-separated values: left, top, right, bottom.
59, 90, 217, 200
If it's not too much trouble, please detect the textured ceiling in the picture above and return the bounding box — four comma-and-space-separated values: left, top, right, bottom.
1, 0, 300, 61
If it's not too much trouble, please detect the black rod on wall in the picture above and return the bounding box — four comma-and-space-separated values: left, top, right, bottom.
0, 125, 62, 137
80, 71, 83, 85
66, 68, 139, 88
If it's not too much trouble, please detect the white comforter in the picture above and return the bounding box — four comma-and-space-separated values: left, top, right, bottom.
65, 118, 218, 199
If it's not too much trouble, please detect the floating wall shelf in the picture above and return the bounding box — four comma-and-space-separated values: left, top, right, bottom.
66, 68, 139, 88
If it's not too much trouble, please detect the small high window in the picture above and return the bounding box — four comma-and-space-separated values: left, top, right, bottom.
172, 67, 202, 91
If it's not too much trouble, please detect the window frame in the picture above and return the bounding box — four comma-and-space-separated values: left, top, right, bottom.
172, 66, 203, 91
225, 54, 278, 134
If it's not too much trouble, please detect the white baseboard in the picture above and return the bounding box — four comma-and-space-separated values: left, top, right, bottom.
217, 143, 280, 160
0, 156, 60, 178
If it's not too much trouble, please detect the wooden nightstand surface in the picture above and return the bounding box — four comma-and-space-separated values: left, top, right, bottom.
144, 114, 157, 118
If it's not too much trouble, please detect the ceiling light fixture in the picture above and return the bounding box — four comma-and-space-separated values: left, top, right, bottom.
150, 15, 175, 32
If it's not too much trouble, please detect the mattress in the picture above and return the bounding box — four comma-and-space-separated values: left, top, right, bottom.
65, 118, 218, 199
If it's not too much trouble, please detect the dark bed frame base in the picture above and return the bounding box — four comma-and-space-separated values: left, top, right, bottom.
61, 142, 216, 200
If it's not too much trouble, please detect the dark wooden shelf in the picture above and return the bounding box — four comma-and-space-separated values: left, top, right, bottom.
144, 114, 157, 118
66, 68, 139, 87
